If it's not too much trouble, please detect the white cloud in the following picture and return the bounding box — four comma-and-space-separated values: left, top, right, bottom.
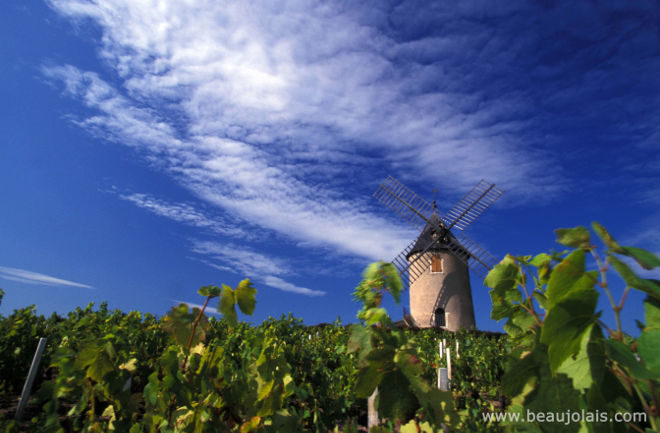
0, 266, 94, 289
191, 240, 326, 296
117, 191, 248, 238
43, 1, 562, 283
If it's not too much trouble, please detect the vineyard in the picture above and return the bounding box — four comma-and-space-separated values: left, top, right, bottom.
0, 223, 659, 432
0, 291, 507, 432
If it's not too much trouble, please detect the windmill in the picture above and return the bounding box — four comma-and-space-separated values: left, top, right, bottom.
374, 176, 504, 331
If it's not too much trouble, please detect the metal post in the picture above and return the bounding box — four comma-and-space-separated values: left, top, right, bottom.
445, 347, 452, 381
438, 368, 449, 391
15, 338, 47, 421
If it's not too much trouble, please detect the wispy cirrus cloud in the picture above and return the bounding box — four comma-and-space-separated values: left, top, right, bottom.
42, 1, 660, 285
0, 266, 94, 289
117, 191, 248, 239
191, 240, 325, 296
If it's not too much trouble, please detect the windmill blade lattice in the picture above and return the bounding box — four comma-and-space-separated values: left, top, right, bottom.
446, 233, 499, 278
442, 180, 504, 231
374, 175, 434, 230
391, 238, 435, 290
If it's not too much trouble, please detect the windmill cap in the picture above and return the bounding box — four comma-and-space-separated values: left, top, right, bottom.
405, 214, 469, 259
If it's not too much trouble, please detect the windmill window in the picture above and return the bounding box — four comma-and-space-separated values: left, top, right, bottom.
435, 308, 446, 327
430, 255, 443, 273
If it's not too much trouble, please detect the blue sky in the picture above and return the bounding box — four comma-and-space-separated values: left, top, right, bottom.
1, 1, 658, 333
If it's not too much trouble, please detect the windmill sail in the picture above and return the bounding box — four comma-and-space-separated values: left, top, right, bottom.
442, 180, 504, 231
446, 233, 499, 278
373, 175, 433, 230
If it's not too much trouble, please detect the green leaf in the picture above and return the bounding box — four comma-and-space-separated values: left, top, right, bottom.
605, 339, 657, 380
219, 284, 237, 325
366, 346, 396, 366
555, 226, 591, 249
621, 246, 660, 270
354, 365, 384, 398
556, 324, 606, 391
541, 284, 599, 372
198, 285, 222, 298
545, 249, 588, 310
645, 297, 660, 329
364, 307, 388, 326
511, 309, 536, 332
377, 369, 417, 422
638, 329, 660, 375
609, 255, 660, 298
87, 351, 114, 382
502, 349, 541, 397
591, 222, 625, 253
382, 262, 403, 303
485, 262, 519, 293
533, 290, 548, 310
524, 369, 582, 433
363, 262, 382, 282
529, 253, 551, 268
235, 279, 257, 315
162, 303, 208, 347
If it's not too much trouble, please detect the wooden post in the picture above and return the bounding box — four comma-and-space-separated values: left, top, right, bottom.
368, 389, 379, 429
15, 338, 47, 421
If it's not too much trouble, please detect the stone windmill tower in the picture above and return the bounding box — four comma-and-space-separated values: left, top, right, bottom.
374, 176, 503, 331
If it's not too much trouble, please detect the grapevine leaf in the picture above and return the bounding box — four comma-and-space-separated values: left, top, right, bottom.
637, 329, 660, 374
354, 365, 384, 398
609, 255, 660, 298
545, 249, 586, 310
529, 253, 550, 268
524, 371, 581, 433
198, 285, 222, 298
364, 307, 388, 326
620, 246, 660, 270
382, 262, 403, 302
541, 284, 599, 372
162, 304, 208, 347
605, 339, 656, 380
556, 324, 606, 391
591, 222, 625, 253
119, 358, 138, 373
533, 290, 548, 310
502, 348, 542, 397
366, 346, 396, 367
257, 379, 275, 401
240, 416, 261, 433
485, 262, 519, 294
554, 226, 591, 249
511, 308, 536, 332
219, 284, 237, 325
87, 350, 114, 382
645, 297, 660, 329
377, 369, 417, 422
363, 262, 382, 282
235, 279, 257, 316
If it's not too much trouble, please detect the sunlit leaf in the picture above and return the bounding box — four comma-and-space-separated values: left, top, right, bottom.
591, 222, 625, 253
609, 255, 660, 298
541, 284, 599, 372
620, 246, 660, 270
236, 279, 257, 316
545, 249, 586, 310
638, 329, 660, 375
554, 226, 591, 249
